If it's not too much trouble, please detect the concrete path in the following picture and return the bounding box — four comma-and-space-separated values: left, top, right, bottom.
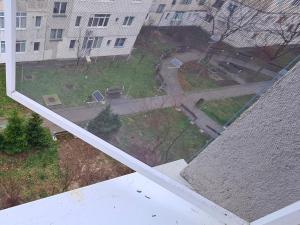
53, 81, 270, 136
53, 49, 274, 138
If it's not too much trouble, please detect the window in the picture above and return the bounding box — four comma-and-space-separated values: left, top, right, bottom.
16, 41, 26, 53
16, 12, 26, 29
0, 12, 4, 29
204, 13, 214, 23
53, 2, 67, 15
69, 40, 76, 49
88, 14, 110, 27
107, 40, 111, 46
198, 0, 206, 5
75, 16, 81, 26
287, 24, 294, 32
35, 16, 42, 27
114, 38, 126, 48
292, 0, 300, 6
156, 4, 166, 13
251, 33, 259, 39
123, 16, 134, 26
0, 41, 5, 53
227, 3, 238, 15
277, 16, 286, 24
33, 42, 40, 51
50, 29, 63, 40
172, 0, 177, 5
173, 11, 184, 21
82, 37, 103, 49
212, 0, 225, 9
181, 0, 192, 4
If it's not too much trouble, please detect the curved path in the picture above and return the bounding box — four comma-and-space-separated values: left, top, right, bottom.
53, 50, 274, 138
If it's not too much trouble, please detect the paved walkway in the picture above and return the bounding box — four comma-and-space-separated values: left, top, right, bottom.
53, 50, 274, 138
54, 81, 270, 136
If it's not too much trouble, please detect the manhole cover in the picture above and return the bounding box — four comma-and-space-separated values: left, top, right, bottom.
43, 94, 62, 106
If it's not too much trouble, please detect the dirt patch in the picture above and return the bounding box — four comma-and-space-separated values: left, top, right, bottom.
57, 133, 133, 188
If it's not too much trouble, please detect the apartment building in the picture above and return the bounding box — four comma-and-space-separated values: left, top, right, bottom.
144, 0, 208, 26
145, 0, 300, 48
0, 0, 152, 63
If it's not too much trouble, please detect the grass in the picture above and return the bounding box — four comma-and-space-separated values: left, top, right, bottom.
178, 61, 236, 91
178, 71, 221, 91
200, 95, 255, 125
113, 108, 209, 166
16, 49, 163, 106
0, 66, 25, 117
0, 144, 63, 209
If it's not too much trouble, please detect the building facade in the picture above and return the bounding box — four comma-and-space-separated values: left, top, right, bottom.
145, 0, 300, 48
0, 0, 152, 63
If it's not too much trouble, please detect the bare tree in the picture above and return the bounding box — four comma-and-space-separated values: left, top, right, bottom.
200, 0, 261, 63
255, 14, 300, 63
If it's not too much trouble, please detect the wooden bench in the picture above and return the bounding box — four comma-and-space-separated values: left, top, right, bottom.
106, 87, 124, 99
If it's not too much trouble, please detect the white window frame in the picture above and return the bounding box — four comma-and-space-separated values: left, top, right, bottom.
35, 16, 42, 27
88, 14, 110, 27
0, 41, 5, 53
16, 40, 26, 53
75, 16, 81, 27
82, 36, 103, 49
123, 16, 134, 26
0, 12, 4, 29
16, 12, 26, 29
33, 42, 40, 51
114, 38, 126, 48
3, 2, 247, 225
53, 2, 67, 15
50, 29, 63, 40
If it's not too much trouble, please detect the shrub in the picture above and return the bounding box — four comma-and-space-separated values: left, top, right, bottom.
4, 111, 28, 154
25, 113, 53, 149
87, 105, 121, 140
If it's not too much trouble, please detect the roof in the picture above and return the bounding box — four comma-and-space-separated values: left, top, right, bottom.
182, 65, 300, 222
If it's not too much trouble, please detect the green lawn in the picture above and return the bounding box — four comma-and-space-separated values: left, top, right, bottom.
200, 95, 254, 125
113, 108, 209, 166
0, 66, 25, 117
0, 145, 63, 209
16, 50, 163, 107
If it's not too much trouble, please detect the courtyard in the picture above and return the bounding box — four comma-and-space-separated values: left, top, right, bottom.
1, 26, 299, 211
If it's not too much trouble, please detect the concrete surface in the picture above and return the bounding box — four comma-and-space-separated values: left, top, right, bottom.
181, 66, 300, 222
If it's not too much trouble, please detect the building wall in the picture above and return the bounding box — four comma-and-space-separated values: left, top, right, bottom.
181, 65, 300, 222
145, 0, 300, 48
0, 0, 152, 63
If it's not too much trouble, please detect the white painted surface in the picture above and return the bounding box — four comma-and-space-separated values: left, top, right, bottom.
155, 159, 191, 188
251, 201, 300, 225
0, 172, 225, 225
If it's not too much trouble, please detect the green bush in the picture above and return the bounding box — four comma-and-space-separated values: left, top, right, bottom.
25, 113, 53, 149
4, 111, 28, 154
87, 105, 121, 140
1, 112, 54, 154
